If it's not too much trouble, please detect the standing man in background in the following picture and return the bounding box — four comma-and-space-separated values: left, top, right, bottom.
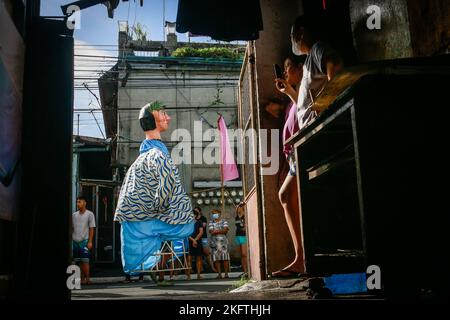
72, 195, 96, 285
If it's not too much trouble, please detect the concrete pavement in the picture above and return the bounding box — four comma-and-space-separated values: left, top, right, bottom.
71, 272, 244, 300
71, 272, 377, 300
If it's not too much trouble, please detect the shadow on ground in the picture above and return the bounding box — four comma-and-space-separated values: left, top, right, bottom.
71, 278, 239, 300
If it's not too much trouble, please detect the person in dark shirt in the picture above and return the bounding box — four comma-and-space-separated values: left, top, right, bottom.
235, 202, 248, 275
194, 207, 216, 272
188, 209, 204, 279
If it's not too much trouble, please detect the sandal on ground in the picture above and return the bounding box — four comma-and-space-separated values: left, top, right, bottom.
216, 275, 223, 279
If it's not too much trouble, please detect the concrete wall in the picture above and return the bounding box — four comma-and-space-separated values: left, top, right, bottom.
350, 0, 449, 62
246, 188, 262, 280
407, 0, 450, 57
117, 61, 245, 261
117, 67, 239, 183
350, 0, 413, 62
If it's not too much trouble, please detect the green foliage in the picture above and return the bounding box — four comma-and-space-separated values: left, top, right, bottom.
130, 22, 148, 41
172, 47, 243, 60
227, 273, 250, 292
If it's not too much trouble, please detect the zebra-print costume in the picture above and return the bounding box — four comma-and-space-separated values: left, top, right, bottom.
114, 140, 194, 225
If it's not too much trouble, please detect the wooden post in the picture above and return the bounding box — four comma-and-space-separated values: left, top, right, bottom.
219, 114, 225, 216
220, 146, 225, 215
221, 178, 225, 216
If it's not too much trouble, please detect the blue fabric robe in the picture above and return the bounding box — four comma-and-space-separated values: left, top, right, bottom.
114, 139, 194, 274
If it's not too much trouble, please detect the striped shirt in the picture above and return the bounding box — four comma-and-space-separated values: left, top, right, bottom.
208, 219, 229, 235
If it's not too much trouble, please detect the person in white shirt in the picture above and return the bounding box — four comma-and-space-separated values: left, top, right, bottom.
290, 15, 343, 129
72, 195, 96, 285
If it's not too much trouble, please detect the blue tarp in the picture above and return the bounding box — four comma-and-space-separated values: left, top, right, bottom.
324, 273, 368, 295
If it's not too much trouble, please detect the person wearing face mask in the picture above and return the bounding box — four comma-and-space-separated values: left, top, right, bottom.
208, 209, 230, 279
188, 209, 205, 279
193, 207, 217, 273
234, 202, 248, 276
290, 15, 343, 130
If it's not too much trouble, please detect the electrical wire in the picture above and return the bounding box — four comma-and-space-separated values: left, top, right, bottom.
72, 44, 242, 133
73, 105, 237, 112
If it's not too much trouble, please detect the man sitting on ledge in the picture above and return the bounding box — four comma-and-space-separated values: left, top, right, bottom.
114, 101, 194, 278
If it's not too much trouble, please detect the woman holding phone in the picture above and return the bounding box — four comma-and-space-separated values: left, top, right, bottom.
271, 54, 306, 278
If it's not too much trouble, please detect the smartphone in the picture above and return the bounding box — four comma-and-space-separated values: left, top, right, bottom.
273, 64, 283, 79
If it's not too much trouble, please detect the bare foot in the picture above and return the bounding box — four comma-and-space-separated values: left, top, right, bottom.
283, 260, 305, 273
270, 268, 303, 278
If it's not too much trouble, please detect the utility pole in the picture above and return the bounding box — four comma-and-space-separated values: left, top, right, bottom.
77, 114, 80, 136
162, 0, 166, 40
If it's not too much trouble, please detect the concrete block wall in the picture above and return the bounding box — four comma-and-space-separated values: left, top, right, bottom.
117, 61, 244, 262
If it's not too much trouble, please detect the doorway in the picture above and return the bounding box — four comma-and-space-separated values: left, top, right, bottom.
79, 183, 117, 264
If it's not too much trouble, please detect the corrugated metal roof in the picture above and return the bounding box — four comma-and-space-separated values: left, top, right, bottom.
121, 54, 243, 67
